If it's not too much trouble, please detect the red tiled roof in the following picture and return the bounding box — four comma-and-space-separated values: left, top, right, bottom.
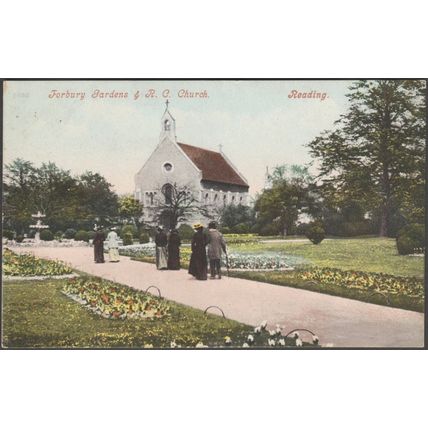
177, 142, 248, 188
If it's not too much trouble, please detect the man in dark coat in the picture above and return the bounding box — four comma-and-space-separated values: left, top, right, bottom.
207, 221, 227, 279
93, 228, 105, 263
155, 226, 168, 270
167, 229, 181, 270
188, 223, 208, 280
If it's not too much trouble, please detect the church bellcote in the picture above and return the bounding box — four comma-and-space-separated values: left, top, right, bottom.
160, 100, 176, 142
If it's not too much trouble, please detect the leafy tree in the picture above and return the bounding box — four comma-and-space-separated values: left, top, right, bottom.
3, 159, 119, 233
3, 158, 37, 234
254, 164, 318, 236
78, 171, 119, 226
219, 204, 255, 231
118, 195, 143, 226
308, 80, 426, 236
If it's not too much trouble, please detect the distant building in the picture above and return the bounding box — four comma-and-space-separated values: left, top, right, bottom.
134, 103, 249, 228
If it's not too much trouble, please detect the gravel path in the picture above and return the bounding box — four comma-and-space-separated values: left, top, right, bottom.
12, 246, 424, 348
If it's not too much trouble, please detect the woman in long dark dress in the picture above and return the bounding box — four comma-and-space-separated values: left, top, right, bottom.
188, 223, 208, 280
93, 229, 105, 263
167, 229, 181, 270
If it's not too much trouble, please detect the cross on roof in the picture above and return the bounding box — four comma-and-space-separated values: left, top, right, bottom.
165, 99, 169, 108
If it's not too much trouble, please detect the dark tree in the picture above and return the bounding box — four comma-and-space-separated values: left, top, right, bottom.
308, 80, 426, 236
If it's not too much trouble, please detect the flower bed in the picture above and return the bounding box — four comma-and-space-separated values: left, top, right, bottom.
119, 246, 296, 271
296, 267, 424, 299
225, 254, 293, 270
2, 248, 73, 276
62, 277, 169, 319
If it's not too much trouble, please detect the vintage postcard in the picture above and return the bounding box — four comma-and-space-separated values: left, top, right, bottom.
1, 79, 426, 349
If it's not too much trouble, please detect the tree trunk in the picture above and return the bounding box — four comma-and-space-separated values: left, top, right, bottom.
379, 203, 388, 237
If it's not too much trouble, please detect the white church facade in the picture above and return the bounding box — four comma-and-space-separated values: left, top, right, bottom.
134, 104, 249, 228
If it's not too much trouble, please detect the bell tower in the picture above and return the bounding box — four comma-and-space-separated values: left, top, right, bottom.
159, 100, 176, 142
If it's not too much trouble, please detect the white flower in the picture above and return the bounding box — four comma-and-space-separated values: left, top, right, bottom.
247, 334, 254, 344
278, 338, 286, 346
242, 342, 249, 348
170, 340, 177, 348
268, 338, 276, 347
254, 326, 261, 334
312, 335, 319, 345
296, 338, 303, 347
144, 343, 154, 348
292, 331, 300, 339
269, 330, 276, 337
224, 336, 232, 345
275, 325, 282, 335
195, 341, 206, 348
260, 320, 268, 330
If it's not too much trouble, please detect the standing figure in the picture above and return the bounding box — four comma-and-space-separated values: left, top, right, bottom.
188, 223, 208, 280
106, 227, 120, 262
93, 227, 105, 263
155, 226, 168, 270
167, 228, 181, 270
207, 221, 227, 279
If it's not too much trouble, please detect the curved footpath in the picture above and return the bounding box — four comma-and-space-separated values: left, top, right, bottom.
12, 247, 424, 348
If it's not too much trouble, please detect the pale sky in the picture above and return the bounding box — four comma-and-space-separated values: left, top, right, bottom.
3, 80, 352, 196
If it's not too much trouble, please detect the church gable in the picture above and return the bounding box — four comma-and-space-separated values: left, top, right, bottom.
135, 137, 201, 193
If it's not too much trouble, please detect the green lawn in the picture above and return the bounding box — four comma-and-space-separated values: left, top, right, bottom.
229, 237, 424, 278
2, 278, 305, 349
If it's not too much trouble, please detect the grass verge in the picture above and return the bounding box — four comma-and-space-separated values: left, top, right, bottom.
1, 278, 311, 349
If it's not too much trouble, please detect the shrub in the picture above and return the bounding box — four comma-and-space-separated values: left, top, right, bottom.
221, 226, 231, 234
40, 230, 54, 241
121, 224, 138, 239
123, 232, 133, 246
178, 224, 194, 240
139, 232, 150, 244
16, 235, 25, 243
306, 222, 325, 244
259, 223, 280, 236
396, 223, 425, 255
74, 230, 89, 242
54, 230, 64, 241
296, 223, 310, 236
2, 230, 15, 240
64, 228, 77, 239
233, 223, 250, 234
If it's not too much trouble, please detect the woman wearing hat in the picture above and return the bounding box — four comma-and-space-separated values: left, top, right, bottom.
188, 223, 208, 280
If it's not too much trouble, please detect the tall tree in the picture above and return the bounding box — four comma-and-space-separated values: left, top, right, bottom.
308, 80, 426, 236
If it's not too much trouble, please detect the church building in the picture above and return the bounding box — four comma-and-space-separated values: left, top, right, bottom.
134, 103, 249, 228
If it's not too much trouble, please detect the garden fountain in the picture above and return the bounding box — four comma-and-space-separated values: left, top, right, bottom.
30, 211, 49, 242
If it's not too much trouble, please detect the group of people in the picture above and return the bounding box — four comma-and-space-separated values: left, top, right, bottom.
93, 227, 120, 263
155, 221, 227, 281
93, 221, 228, 281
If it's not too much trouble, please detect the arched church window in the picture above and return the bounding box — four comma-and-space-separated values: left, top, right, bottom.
205, 193, 209, 203
164, 119, 170, 131
232, 196, 235, 203
162, 183, 173, 204
149, 193, 154, 205
214, 194, 218, 203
